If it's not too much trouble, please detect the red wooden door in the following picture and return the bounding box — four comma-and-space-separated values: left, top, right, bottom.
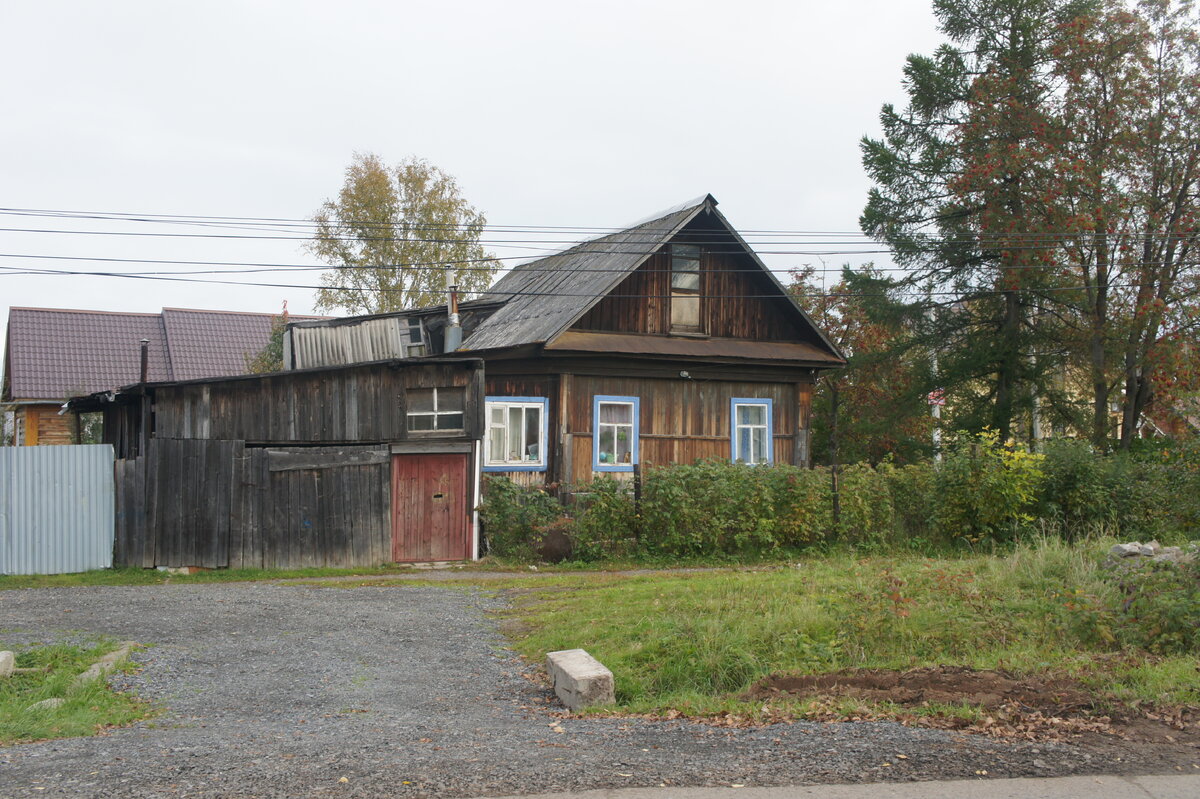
391, 453, 470, 562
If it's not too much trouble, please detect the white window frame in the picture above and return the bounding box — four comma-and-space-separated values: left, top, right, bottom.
483, 396, 548, 472
406, 387, 465, 432
593, 395, 639, 472
730, 397, 773, 465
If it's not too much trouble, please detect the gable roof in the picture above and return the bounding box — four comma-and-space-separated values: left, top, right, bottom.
461, 194, 843, 361
3, 307, 326, 402
461, 198, 709, 351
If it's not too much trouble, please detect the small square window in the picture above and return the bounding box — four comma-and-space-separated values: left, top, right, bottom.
406, 387, 465, 432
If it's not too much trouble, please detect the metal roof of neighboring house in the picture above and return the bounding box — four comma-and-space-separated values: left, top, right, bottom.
3, 307, 325, 402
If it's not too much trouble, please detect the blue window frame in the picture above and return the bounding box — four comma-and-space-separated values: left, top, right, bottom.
730, 397, 773, 464
593, 395, 639, 472
483, 396, 549, 472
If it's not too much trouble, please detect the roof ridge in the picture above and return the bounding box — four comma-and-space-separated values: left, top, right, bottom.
512, 195, 714, 272
161, 306, 328, 317
9, 306, 163, 317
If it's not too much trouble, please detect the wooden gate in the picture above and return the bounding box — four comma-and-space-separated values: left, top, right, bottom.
390, 453, 471, 562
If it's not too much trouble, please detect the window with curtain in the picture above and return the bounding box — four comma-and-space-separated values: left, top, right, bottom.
484, 397, 547, 471
731, 398, 772, 464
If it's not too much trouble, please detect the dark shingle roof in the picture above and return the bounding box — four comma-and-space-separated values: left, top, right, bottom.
3, 307, 324, 402
461, 198, 708, 351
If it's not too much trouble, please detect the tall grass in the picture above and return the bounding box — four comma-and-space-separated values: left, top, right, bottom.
500, 538, 1200, 714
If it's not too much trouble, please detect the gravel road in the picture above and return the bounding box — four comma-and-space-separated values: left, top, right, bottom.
0, 582, 1179, 798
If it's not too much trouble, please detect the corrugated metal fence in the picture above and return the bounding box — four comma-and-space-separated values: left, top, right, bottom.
0, 444, 115, 575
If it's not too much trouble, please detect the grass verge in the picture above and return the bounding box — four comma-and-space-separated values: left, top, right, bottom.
0, 639, 153, 744
0, 563, 432, 590
494, 537, 1200, 721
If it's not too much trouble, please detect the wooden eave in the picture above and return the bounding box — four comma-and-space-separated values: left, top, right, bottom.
544, 330, 844, 367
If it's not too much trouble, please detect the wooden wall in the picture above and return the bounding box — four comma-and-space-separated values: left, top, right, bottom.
572, 249, 809, 342
16, 405, 76, 446
153, 361, 483, 444
114, 441, 392, 569
561, 375, 803, 485
482, 370, 812, 487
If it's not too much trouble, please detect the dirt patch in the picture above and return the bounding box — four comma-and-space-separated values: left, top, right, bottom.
746, 666, 1200, 747
748, 666, 1095, 715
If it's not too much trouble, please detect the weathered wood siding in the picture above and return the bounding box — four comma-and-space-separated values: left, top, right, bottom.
483, 374, 559, 485
483, 369, 814, 487
559, 375, 807, 485
115, 442, 393, 569
152, 361, 484, 443
131, 438, 240, 569
573, 249, 807, 342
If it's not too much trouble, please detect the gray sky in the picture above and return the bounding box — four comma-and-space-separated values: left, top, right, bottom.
0, 0, 943, 358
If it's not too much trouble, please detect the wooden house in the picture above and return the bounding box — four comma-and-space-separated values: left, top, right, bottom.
286, 195, 845, 489
70, 358, 485, 569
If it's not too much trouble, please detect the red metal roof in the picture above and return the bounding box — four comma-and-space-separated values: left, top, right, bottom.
3, 307, 326, 402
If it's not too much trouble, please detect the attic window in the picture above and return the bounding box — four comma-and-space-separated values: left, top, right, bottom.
670, 244, 702, 333
404, 317, 427, 357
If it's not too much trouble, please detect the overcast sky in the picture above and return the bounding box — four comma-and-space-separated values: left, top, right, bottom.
0, 0, 944, 358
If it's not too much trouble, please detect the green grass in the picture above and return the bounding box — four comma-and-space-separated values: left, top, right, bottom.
0, 639, 154, 744
495, 537, 1200, 717
0, 563, 432, 590
0, 552, 810, 591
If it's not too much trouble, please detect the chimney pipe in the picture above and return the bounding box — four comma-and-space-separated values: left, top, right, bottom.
444, 285, 463, 352
139, 339, 150, 384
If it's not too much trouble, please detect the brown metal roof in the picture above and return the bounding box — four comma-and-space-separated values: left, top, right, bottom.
3, 307, 326, 402
545, 331, 844, 365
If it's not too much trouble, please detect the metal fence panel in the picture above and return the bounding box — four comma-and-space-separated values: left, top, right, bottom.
0, 444, 115, 575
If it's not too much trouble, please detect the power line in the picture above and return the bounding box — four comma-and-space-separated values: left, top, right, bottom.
0, 262, 1177, 301
1, 207, 1197, 244
0, 250, 1191, 277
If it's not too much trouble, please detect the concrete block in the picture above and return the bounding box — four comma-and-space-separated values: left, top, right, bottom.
0, 650, 14, 678
546, 649, 614, 711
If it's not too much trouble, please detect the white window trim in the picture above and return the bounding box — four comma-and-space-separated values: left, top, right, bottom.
406, 387, 465, 432
483, 396, 548, 472
730, 397, 773, 465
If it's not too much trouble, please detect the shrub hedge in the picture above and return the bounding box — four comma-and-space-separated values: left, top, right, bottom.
479, 432, 1200, 559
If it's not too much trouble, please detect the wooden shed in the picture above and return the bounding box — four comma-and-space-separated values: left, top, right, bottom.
72, 358, 485, 569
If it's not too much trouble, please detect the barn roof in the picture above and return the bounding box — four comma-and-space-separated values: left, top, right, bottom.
3, 306, 326, 402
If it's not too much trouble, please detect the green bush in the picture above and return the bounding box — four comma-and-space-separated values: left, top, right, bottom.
833, 463, 895, 548
934, 430, 1045, 544
638, 460, 782, 555
883, 461, 938, 546
763, 464, 833, 548
1038, 439, 1112, 538
570, 477, 638, 559
478, 436, 1198, 562
477, 476, 564, 558
1109, 557, 1200, 654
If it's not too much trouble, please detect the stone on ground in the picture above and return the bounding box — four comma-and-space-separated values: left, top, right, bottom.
545, 649, 615, 711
